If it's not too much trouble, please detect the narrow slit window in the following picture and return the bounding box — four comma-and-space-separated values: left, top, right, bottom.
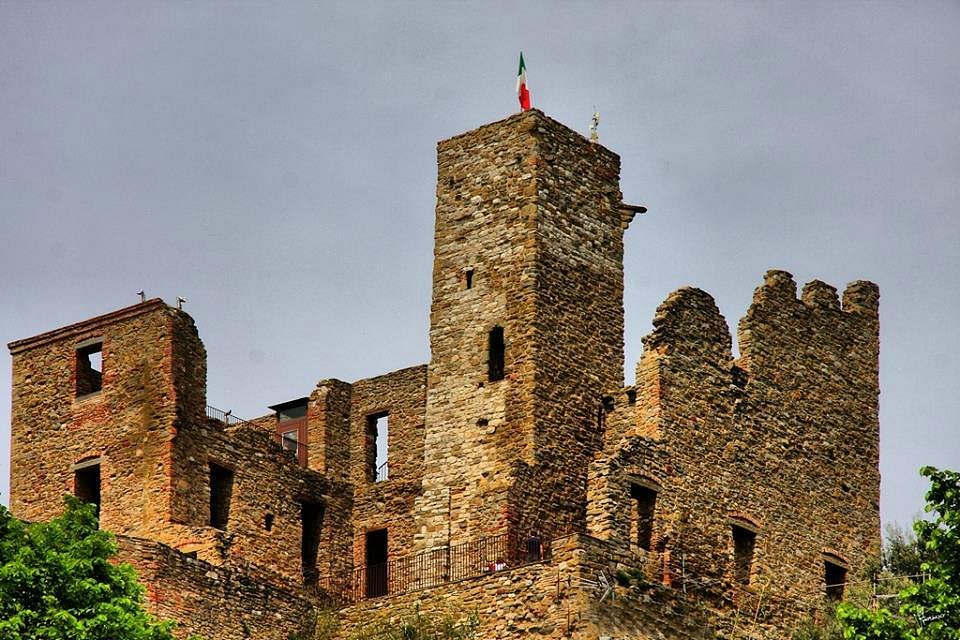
301, 501, 324, 585
366, 412, 389, 482
825, 559, 847, 601
630, 483, 657, 551
209, 463, 234, 530
73, 460, 101, 520
76, 342, 103, 396
488, 326, 505, 382
732, 524, 756, 585
465, 269, 474, 289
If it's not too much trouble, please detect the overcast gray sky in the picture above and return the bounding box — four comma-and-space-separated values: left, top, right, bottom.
1, 1, 957, 531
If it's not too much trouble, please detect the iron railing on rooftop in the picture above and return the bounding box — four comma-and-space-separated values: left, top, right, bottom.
206, 404, 308, 467
205, 404, 254, 427
317, 531, 554, 605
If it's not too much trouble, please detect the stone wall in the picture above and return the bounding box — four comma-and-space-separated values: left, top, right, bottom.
348, 365, 427, 565
8, 300, 186, 537
119, 535, 318, 640
586, 270, 881, 632
330, 533, 725, 640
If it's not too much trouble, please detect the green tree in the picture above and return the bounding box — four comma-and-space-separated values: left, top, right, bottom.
0, 496, 184, 640
837, 467, 960, 640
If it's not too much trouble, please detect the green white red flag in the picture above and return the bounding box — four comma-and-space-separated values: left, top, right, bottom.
516, 52, 530, 111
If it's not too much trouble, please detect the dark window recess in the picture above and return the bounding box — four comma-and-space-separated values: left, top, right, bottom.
301, 501, 324, 585
825, 560, 847, 601
74, 463, 101, 520
76, 342, 103, 396
264, 513, 274, 532
365, 528, 389, 598
366, 412, 389, 482
209, 463, 234, 530
630, 484, 657, 551
732, 525, 756, 585
488, 326, 505, 382
465, 269, 474, 289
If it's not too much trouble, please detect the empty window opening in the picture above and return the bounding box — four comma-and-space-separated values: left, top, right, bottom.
825, 559, 847, 601
301, 501, 324, 585
732, 525, 756, 585
209, 463, 234, 530
76, 341, 103, 397
365, 528, 389, 598
488, 326, 505, 382
465, 269, 474, 289
366, 412, 389, 482
626, 389, 637, 405
630, 483, 657, 551
73, 460, 101, 520
264, 513, 274, 532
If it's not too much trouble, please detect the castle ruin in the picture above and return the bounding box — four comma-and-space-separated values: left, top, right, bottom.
7, 109, 880, 639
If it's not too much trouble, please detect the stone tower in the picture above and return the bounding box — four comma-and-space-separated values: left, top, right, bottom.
415, 109, 634, 549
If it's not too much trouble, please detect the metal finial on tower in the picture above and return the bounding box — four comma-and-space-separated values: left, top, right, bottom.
589, 110, 600, 143
177, 296, 187, 310
137, 289, 145, 303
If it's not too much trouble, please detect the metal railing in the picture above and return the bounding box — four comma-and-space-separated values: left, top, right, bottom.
207, 405, 308, 468
205, 404, 254, 427
375, 461, 389, 482
317, 532, 553, 605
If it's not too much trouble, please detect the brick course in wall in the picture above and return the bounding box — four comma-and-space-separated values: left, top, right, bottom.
7, 109, 879, 639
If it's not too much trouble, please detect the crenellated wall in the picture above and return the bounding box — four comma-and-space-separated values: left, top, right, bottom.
587, 269, 881, 630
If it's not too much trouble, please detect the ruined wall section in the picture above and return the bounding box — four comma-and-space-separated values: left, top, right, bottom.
588, 289, 736, 583
8, 301, 183, 537
307, 378, 352, 481
588, 272, 880, 628
348, 365, 427, 565
118, 536, 319, 640
170, 420, 353, 585
732, 270, 881, 592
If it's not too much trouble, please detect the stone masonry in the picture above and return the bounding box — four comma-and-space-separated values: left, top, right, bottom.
6, 109, 880, 639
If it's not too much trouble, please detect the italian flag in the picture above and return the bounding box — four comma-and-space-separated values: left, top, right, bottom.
516, 52, 531, 111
